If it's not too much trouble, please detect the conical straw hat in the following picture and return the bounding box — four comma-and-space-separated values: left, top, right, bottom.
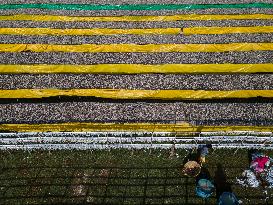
182, 161, 201, 177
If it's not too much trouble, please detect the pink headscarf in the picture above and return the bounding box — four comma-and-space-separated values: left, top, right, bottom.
251, 156, 270, 173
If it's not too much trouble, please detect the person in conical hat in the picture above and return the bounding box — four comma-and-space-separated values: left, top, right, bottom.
181, 160, 201, 177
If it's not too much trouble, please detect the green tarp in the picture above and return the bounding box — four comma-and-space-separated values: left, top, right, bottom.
0, 3, 272, 10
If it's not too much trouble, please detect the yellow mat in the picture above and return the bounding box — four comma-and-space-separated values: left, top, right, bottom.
0, 14, 272, 22
1, 64, 272, 74
0, 27, 181, 35
184, 26, 273, 35
1, 89, 273, 99
0, 43, 272, 53
1, 122, 273, 132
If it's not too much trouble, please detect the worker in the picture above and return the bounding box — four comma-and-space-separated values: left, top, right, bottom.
218, 192, 240, 205
197, 144, 213, 164
195, 167, 215, 199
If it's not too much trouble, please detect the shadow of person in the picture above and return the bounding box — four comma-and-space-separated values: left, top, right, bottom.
183, 149, 199, 165
196, 166, 212, 183
248, 149, 260, 165
214, 164, 232, 200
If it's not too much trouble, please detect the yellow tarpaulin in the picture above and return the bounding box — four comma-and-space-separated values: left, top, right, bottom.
0, 64, 272, 74
0, 43, 272, 53
2, 27, 272, 36
1, 89, 273, 99
0, 27, 181, 35
1, 122, 273, 133
184, 26, 273, 35
0, 14, 272, 22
